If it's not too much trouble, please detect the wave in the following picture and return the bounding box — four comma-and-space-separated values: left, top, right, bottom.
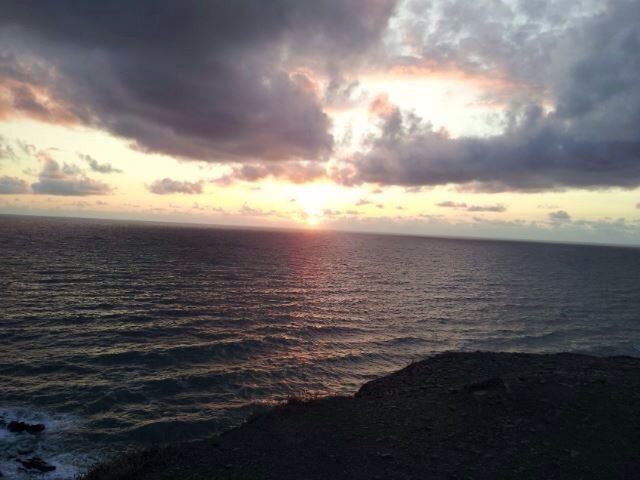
0, 406, 94, 480
79, 335, 304, 367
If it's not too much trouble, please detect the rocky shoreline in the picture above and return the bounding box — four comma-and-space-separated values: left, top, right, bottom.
83, 352, 640, 480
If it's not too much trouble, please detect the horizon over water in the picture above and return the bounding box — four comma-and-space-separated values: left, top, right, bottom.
2, 215, 639, 478
4, 212, 640, 250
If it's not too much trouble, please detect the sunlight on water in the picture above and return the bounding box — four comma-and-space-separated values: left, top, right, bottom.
1, 216, 639, 477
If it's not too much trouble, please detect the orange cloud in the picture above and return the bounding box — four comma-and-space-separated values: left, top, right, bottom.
0, 76, 80, 125
367, 60, 547, 104
368, 93, 396, 118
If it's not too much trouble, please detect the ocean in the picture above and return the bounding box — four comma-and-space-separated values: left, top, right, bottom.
1, 215, 639, 478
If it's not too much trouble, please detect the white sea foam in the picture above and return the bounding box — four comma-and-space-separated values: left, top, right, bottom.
0, 406, 94, 480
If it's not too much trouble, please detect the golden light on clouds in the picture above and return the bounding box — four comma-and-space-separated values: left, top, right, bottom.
1, 1, 639, 245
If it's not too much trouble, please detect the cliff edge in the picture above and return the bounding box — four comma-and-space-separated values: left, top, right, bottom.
83, 352, 640, 480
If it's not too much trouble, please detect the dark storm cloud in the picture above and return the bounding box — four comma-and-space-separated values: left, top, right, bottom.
214, 162, 325, 185
78, 153, 122, 174
3, 0, 638, 193
0, 0, 397, 163
338, 0, 640, 192
148, 178, 204, 195
0, 175, 29, 194
0, 53, 78, 124
340, 98, 640, 192
31, 157, 112, 195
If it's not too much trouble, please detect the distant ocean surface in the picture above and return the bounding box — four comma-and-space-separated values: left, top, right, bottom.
1, 215, 639, 478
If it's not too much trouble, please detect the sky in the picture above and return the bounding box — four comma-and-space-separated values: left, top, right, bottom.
0, 0, 639, 245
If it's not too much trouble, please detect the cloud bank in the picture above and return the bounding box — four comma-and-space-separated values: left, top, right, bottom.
336, 0, 640, 192
0, 175, 29, 194
0, 0, 639, 195
0, 0, 396, 163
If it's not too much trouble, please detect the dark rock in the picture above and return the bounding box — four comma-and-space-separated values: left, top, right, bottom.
467, 377, 506, 395
8, 421, 46, 434
18, 457, 56, 473
80, 353, 640, 480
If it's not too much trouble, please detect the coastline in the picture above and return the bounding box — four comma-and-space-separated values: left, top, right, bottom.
82, 351, 640, 480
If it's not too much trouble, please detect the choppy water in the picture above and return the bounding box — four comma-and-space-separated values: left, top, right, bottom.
1, 215, 639, 478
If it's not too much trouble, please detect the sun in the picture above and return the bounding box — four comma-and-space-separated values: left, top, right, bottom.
289, 182, 353, 228
296, 184, 328, 227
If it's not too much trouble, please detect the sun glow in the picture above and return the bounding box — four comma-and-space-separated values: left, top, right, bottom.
294, 183, 335, 227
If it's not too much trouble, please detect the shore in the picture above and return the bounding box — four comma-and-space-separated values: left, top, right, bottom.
83, 352, 640, 480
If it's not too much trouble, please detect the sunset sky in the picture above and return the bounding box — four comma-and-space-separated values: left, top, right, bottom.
1, 0, 639, 244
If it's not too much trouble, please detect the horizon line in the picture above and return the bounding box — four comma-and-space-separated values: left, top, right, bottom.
2, 211, 639, 251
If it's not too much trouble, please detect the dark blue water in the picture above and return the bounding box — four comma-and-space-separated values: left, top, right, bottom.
1, 215, 639, 478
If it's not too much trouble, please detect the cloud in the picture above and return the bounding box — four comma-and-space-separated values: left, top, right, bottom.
32, 177, 111, 195
78, 153, 122, 174
3, 0, 639, 199
436, 200, 506, 212
338, 97, 640, 192
148, 178, 204, 195
571, 217, 635, 233
333, 1, 640, 192
0, 136, 17, 161
548, 210, 571, 223
31, 158, 112, 195
0, 176, 29, 194
393, 0, 604, 87
323, 75, 368, 110
436, 201, 467, 208
0, 1, 396, 163
214, 162, 325, 185
466, 204, 506, 212
240, 203, 283, 218
0, 54, 79, 125
191, 202, 224, 213
471, 217, 530, 228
